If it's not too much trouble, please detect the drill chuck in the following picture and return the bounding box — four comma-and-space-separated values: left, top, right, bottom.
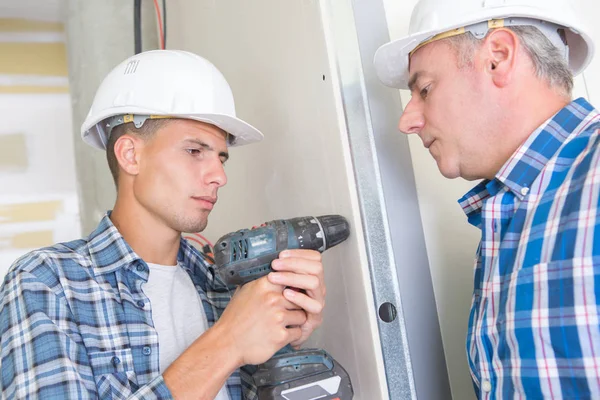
314, 215, 350, 249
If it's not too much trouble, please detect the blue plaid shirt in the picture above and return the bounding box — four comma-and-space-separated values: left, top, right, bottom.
0, 214, 258, 399
460, 98, 600, 399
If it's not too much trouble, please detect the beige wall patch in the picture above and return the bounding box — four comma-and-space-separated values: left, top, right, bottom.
0, 200, 62, 224
0, 230, 54, 249
0, 85, 69, 94
0, 133, 28, 171
0, 19, 63, 33
0, 42, 67, 76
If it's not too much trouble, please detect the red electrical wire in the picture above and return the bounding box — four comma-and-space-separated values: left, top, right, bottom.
183, 233, 214, 249
153, 0, 165, 49
184, 235, 206, 248
193, 233, 214, 248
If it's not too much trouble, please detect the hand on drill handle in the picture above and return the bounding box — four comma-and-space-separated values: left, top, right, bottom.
268, 249, 326, 349
213, 249, 325, 367
215, 276, 307, 366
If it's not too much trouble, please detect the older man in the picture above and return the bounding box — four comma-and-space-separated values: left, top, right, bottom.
375, 0, 599, 398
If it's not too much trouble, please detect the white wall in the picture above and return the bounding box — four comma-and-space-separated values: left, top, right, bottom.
381, 1, 600, 399
0, 15, 80, 278
0, 94, 81, 277
166, 1, 391, 397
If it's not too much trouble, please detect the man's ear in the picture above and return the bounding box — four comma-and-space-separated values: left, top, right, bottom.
482, 28, 519, 88
114, 134, 143, 177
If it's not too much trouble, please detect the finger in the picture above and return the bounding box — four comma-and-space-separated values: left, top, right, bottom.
271, 258, 323, 276
286, 326, 303, 345
281, 296, 303, 310
284, 310, 308, 326
263, 289, 303, 310
268, 272, 321, 292
289, 334, 308, 349
253, 275, 285, 293
290, 325, 313, 349
283, 288, 324, 315
290, 342, 302, 350
279, 249, 322, 261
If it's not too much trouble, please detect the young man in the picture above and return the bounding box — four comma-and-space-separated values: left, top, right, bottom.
0, 50, 326, 400
375, 0, 599, 398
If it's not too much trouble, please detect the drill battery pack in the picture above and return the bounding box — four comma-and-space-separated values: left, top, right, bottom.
253, 349, 354, 400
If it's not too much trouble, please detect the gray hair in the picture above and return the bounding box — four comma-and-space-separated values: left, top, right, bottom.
445, 25, 573, 98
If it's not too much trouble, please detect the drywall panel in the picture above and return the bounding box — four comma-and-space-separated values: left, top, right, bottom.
167, 1, 387, 398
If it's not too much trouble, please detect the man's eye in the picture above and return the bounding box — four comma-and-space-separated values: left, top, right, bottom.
420, 85, 430, 100
186, 148, 202, 156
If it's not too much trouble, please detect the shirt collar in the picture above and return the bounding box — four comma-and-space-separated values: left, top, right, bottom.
87, 212, 217, 290
459, 97, 596, 222
88, 213, 141, 275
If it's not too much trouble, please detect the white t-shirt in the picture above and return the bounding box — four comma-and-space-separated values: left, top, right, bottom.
144, 263, 231, 400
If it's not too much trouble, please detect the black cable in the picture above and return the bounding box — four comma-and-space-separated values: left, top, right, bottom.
162, 0, 167, 48
134, 0, 142, 54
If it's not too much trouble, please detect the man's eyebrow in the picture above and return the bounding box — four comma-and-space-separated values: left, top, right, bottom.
408, 72, 421, 92
184, 138, 229, 161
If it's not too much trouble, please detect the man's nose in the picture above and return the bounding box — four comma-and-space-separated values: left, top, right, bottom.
206, 158, 228, 188
398, 98, 425, 135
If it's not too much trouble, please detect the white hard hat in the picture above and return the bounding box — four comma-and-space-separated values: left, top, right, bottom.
81, 50, 264, 150
374, 0, 595, 89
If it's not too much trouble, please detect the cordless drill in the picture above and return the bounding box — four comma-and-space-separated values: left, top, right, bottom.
213, 215, 354, 400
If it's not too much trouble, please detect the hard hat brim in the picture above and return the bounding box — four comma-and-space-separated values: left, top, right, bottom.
185, 113, 265, 148
374, 33, 432, 90
82, 111, 264, 150
374, 8, 596, 90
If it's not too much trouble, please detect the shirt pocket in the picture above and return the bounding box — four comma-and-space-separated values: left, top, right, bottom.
491, 259, 579, 334
88, 348, 139, 399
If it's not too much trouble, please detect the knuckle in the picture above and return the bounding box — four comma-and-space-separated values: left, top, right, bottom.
275, 328, 288, 345
255, 277, 269, 291
294, 329, 304, 341
313, 302, 324, 314
273, 311, 286, 324
261, 275, 274, 287
266, 293, 280, 306
297, 311, 308, 324
307, 276, 319, 290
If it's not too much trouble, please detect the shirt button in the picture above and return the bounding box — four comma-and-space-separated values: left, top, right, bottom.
136, 300, 145, 308
143, 346, 152, 356
136, 264, 146, 272
520, 187, 529, 196
112, 356, 121, 366
482, 380, 492, 392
